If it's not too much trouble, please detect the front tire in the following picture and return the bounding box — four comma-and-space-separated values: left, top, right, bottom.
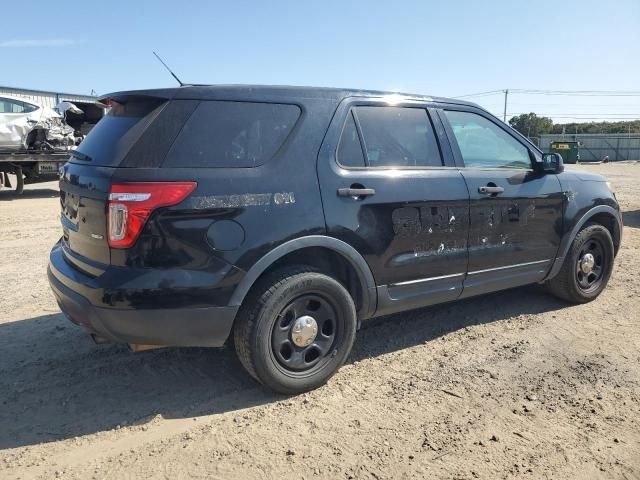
234, 267, 357, 394
546, 223, 615, 303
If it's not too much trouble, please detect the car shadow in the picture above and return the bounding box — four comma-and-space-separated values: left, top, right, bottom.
0, 284, 568, 451
622, 209, 640, 229
0, 188, 59, 200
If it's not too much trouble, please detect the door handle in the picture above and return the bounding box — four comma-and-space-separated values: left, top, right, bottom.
478, 185, 504, 195
337, 187, 376, 198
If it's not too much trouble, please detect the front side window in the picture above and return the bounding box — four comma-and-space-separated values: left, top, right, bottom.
354, 106, 442, 168
0, 98, 31, 113
443, 110, 531, 169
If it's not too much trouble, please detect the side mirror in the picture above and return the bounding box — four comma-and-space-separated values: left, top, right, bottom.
542, 152, 564, 174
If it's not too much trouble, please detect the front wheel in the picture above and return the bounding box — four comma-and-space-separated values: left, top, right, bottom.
546, 223, 615, 303
234, 267, 357, 394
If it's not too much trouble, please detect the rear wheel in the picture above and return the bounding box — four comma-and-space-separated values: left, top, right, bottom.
546, 224, 614, 303
234, 266, 357, 394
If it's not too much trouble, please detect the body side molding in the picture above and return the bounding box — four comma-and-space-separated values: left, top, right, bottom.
228, 235, 377, 319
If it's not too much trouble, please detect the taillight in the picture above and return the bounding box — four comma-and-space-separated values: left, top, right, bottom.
107, 182, 197, 248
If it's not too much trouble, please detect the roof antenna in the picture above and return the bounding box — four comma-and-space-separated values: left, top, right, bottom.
152, 51, 184, 86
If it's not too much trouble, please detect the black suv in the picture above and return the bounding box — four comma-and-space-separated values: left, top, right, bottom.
48, 85, 623, 394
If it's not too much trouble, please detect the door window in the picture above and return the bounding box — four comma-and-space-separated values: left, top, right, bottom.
0, 98, 33, 113
337, 111, 366, 167
354, 106, 442, 168
443, 110, 531, 169
337, 106, 443, 168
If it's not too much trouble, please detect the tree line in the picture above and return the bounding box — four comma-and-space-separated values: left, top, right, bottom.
508, 113, 640, 137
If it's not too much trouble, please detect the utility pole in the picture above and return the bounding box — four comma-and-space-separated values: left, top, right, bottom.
503, 89, 509, 122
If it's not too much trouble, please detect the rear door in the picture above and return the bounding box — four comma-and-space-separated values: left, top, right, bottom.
439, 108, 563, 297
318, 98, 470, 316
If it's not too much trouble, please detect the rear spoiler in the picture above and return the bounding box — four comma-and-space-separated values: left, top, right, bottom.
99, 88, 179, 104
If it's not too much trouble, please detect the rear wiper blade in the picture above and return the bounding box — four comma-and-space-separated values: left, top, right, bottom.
69, 150, 92, 161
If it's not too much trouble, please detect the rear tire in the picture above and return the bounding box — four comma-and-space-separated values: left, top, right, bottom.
546, 223, 614, 303
234, 266, 357, 394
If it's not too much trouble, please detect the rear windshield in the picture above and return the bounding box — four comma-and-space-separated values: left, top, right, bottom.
72, 98, 164, 166
163, 101, 300, 168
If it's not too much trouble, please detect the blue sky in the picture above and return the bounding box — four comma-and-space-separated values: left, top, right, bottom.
2, 0, 639, 122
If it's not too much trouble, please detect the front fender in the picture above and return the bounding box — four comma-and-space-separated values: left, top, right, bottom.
545, 204, 623, 281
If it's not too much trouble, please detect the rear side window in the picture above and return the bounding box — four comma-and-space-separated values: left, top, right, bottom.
349, 106, 442, 168
75, 97, 165, 166
164, 101, 300, 168
22, 102, 38, 113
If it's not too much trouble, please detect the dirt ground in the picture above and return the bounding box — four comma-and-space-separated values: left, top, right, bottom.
0, 163, 638, 480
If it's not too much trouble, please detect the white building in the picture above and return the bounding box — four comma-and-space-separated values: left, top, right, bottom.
0, 85, 98, 109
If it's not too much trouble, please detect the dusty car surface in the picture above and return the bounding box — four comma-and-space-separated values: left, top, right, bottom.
0, 94, 76, 152
48, 85, 623, 394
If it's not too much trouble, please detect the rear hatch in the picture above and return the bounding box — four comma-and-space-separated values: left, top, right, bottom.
59, 95, 171, 270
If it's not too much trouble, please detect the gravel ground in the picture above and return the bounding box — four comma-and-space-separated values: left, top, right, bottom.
0, 163, 638, 480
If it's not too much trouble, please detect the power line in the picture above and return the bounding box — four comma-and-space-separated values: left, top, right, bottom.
455, 88, 640, 123
506, 113, 639, 116
514, 89, 640, 96
489, 102, 640, 108
529, 117, 639, 120
454, 88, 640, 98
492, 113, 640, 120
452, 90, 503, 99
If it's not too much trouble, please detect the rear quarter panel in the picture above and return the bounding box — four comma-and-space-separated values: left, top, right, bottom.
110, 97, 337, 282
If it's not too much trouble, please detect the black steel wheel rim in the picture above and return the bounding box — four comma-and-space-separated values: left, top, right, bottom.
271, 293, 341, 375
575, 237, 607, 292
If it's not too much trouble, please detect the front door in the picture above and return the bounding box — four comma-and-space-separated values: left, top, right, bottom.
439, 108, 564, 298
0, 97, 39, 150
317, 99, 470, 316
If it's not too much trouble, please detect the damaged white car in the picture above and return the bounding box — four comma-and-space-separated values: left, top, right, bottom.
0, 94, 77, 152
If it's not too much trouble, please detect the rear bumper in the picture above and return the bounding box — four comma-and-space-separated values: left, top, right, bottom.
48, 244, 238, 347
